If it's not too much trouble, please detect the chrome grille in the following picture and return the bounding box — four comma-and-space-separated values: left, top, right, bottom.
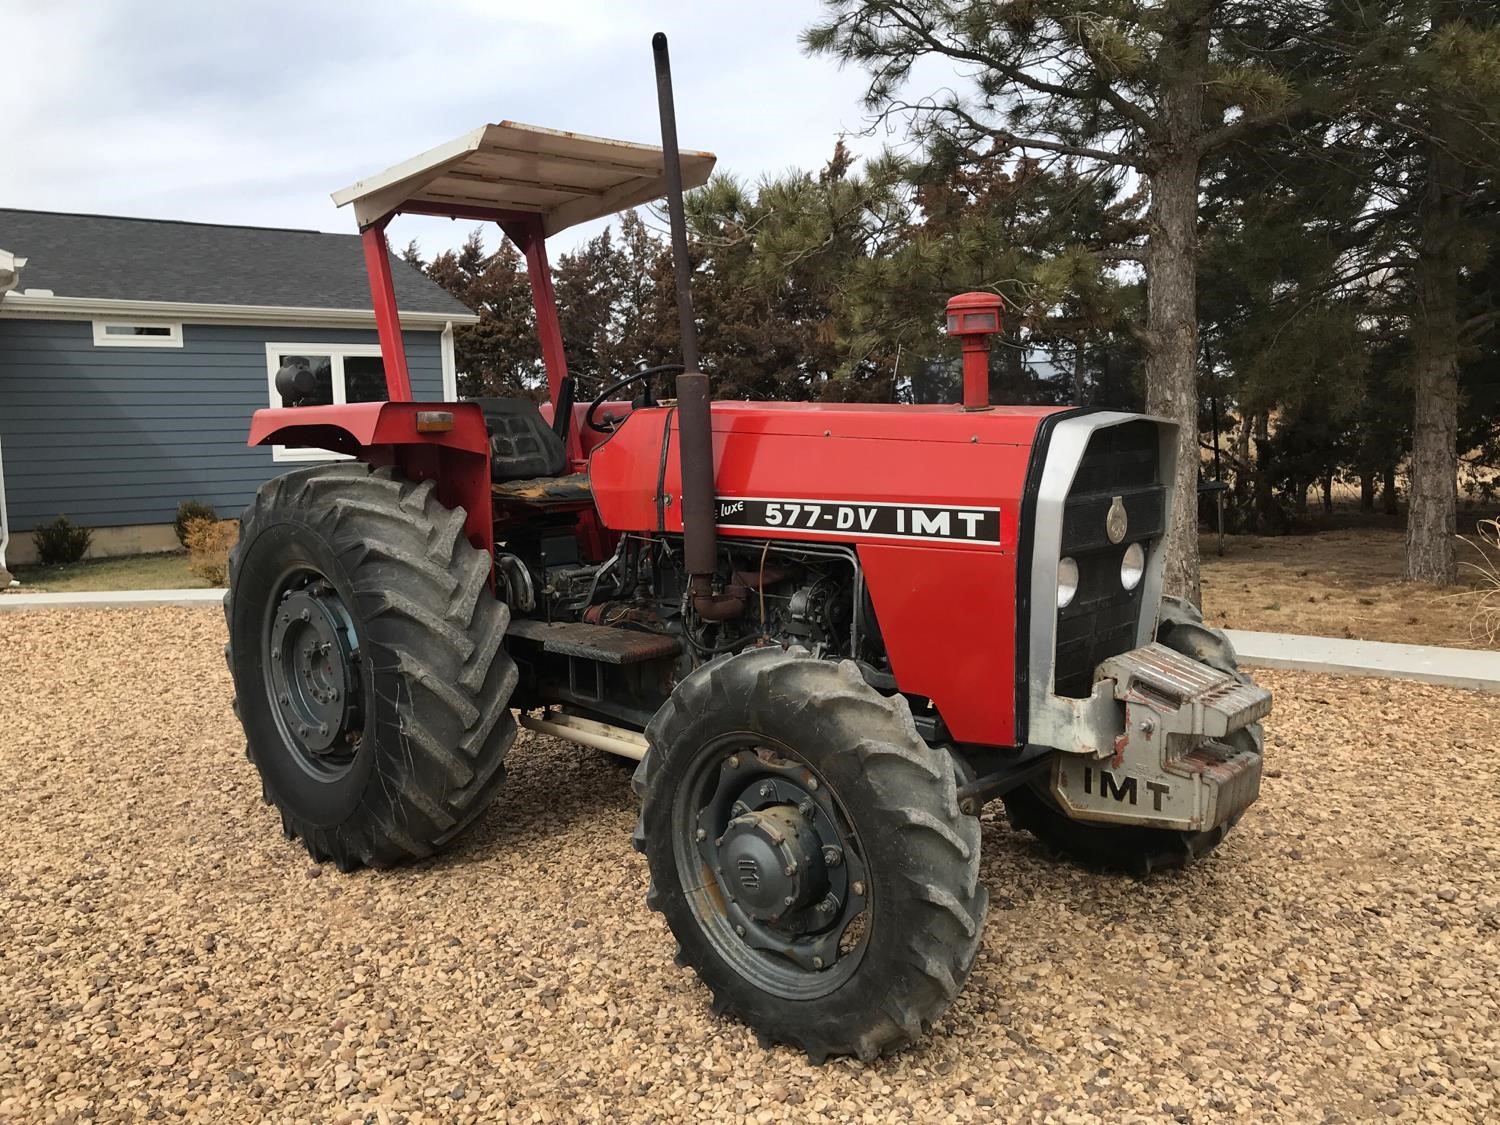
1054, 420, 1165, 698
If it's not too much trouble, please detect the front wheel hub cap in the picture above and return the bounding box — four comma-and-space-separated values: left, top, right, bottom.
719, 805, 824, 922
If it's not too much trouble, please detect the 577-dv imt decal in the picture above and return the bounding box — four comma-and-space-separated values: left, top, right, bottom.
715, 497, 1002, 546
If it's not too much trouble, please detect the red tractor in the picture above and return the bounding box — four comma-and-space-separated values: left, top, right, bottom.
226, 36, 1270, 1062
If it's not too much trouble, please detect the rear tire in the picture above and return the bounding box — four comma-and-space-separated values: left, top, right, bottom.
226, 463, 517, 870
632, 647, 986, 1062
1002, 597, 1264, 875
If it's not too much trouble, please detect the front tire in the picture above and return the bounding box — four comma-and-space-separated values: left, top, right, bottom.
632, 647, 986, 1063
1002, 597, 1264, 875
226, 463, 518, 870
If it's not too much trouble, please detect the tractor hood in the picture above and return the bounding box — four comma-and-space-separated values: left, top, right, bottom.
589, 401, 1066, 560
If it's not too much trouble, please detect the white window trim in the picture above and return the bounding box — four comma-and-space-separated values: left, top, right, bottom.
264, 342, 385, 463
92, 318, 183, 348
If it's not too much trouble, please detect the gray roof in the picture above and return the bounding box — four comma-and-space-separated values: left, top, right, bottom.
0, 208, 472, 317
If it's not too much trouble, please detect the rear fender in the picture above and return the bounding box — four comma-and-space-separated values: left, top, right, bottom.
248, 402, 493, 558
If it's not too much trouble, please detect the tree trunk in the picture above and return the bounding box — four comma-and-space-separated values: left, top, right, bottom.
1404, 117, 1465, 583
1360, 467, 1375, 512
1321, 471, 1334, 515
1383, 461, 1400, 516
1072, 333, 1086, 407
1233, 412, 1254, 509
1252, 413, 1275, 531
1143, 16, 1209, 605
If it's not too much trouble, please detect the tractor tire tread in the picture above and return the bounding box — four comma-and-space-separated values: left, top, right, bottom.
634, 646, 986, 1063
227, 462, 516, 870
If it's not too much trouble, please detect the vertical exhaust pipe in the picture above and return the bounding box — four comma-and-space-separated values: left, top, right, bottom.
653, 32, 725, 613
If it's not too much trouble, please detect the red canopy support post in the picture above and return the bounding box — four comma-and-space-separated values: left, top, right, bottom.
504, 211, 578, 461
360, 218, 413, 401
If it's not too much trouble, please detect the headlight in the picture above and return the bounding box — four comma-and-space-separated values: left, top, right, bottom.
1057, 556, 1079, 608
1120, 542, 1146, 591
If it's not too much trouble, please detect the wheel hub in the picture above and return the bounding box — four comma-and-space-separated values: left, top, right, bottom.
268, 581, 361, 758
719, 805, 825, 923
693, 751, 867, 977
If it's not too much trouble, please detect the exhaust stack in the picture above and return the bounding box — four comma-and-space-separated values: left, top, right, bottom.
653, 32, 726, 615
945, 291, 1003, 411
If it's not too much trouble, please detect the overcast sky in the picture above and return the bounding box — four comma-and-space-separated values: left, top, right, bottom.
1, 0, 904, 259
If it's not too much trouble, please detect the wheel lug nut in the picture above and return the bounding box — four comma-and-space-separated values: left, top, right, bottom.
852, 880, 865, 896
695, 828, 706, 842
278, 694, 289, 705
300, 609, 311, 621
822, 845, 842, 867
271, 651, 280, 661
798, 800, 814, 817
783, 862, 797, 876
758, 782, 774, 798
726, 755, 740, 769
735, 925, 746, 936
812, 956, 825, 970
783, 895, 796, 906
806, 777, 819, 791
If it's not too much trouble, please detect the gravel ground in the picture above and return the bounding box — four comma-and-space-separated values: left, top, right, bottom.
2, 608, 1497, 1124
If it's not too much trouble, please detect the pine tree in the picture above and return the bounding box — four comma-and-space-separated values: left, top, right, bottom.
1393, 2, 1500, 581
553, 228, 629, 394
839, 145, 1142, 408
680, 144, 913, 401
805, 0, 1354, 603
1255, 0, 1500, 579
415, 230, 541, 397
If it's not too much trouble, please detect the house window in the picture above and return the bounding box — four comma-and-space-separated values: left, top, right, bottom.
92, 319, 183, 348
264, 343, 387, 462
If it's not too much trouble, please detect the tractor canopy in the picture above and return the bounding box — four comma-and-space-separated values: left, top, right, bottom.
330, 120, 717, 234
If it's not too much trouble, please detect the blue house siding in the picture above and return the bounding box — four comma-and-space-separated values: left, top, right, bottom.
0, 319, 446, 531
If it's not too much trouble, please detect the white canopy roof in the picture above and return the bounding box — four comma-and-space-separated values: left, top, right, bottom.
331, 121, 716, 236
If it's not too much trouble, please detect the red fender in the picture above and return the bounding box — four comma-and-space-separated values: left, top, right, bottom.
248, 402, 493, 557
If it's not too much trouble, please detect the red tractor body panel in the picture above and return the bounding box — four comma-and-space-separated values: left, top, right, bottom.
248, 401, 494, 555
590, 400, 1064, 746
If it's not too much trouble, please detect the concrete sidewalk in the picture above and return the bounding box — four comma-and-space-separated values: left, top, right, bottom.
0, 588, 224, 611
1226, 629, 1500, 694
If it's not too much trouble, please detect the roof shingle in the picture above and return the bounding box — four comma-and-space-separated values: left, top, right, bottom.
0, 208, 472, 317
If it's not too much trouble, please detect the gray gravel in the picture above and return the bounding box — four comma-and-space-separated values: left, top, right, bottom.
1, 607, 1497, 1123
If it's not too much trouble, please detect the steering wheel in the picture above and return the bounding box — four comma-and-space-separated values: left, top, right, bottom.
586, 364, 684, 433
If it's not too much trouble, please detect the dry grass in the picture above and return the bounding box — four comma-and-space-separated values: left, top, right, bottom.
1457, 519, 1500, 645
1, 607, 1496, 1122
8, 551, 204, 593
1200, 528, 1493, 649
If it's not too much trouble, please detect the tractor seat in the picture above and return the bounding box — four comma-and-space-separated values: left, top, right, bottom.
491, 473, 592, 503
470, 397, 566, 482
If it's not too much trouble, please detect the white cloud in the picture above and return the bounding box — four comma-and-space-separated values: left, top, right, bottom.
0, 0, 890, 257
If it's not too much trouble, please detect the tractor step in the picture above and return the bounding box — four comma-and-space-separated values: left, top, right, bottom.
506, 619, 681, 665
